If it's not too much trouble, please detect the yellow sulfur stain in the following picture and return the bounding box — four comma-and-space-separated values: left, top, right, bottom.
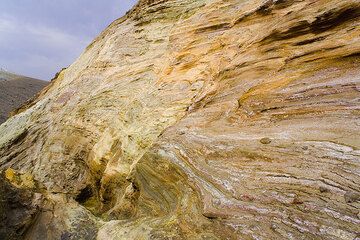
4, 168, 35, 189
5, 168, 16, 182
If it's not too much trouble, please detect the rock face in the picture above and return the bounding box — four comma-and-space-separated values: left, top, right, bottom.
1, 0, 360, 239
0, 71, 48, 124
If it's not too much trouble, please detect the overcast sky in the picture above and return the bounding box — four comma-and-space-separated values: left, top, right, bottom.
0, 0, 137, 80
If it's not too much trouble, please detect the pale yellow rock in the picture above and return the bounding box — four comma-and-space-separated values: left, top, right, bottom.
4, 168, 15, 182
5, 168, 35, 189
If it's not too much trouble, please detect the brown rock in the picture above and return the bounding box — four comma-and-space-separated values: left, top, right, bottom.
344, 191, 360, 203
260, 137, 272, 144
319, 186, 330, 193
0, 172, 42, 240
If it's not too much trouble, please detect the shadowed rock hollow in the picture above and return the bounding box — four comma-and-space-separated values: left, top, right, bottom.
0, 0, 360, 239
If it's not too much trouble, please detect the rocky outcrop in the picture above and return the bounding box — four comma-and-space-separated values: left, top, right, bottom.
0, 171, 40, 240
0, 0, 359, 239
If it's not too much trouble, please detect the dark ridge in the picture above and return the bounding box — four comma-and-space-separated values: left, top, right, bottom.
12, 129, 28, 145
341, 51, 360, 60
273, 0, 297, 10
234, 0, 296, 25
261, 5, 360, 44
51, 67, 67, 82
195, 23, 231, 34
311, 6, 360, 34
256, 0, 297, 15
285, 45, 345, 63
261, 20, 311, 43
293, 36, 326, 46
146, 4, 170, 13
257, 0, 274, 15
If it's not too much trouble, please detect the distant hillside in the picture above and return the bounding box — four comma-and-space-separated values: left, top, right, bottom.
0, 71, 48, 124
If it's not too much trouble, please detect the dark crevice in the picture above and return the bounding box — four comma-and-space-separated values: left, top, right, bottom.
293, 36, 326, 46
75, 186, 93, 204
12, 129, 28, 145
341, 51, 360, 60
257, 0, 297, 15
261, 20, 311, 43
285, 46, 344, 63
311, 6, 360, 34
261, 5, 360, 45
195, 23, 231, 34
234, 0, 297, 25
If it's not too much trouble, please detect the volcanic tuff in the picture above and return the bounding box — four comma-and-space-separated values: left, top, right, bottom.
1, 0, 360, 239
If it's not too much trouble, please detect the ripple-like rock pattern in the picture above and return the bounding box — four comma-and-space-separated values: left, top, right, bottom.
0, 0, 359, 239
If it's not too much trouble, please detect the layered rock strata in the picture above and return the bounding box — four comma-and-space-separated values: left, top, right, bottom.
0, 0, 360, 239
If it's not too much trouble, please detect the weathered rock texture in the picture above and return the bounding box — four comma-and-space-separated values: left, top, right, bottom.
1, 0, 360, 239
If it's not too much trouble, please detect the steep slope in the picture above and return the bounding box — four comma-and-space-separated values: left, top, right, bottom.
0, 71, 48, 124
0, 0, 360, 239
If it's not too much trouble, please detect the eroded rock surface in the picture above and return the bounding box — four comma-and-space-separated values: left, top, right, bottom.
1, 0, 360, 239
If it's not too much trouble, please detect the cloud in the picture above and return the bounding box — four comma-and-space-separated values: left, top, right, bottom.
27, 24, 91, 49
0, 14, 91, 80
0, 14, 90, 48
0, 18, 13, 32
0, 1, 137, 80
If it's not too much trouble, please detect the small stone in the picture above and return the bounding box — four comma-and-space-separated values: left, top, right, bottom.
319, 186, 329, 193
213, 199, 221, 206
260, 137, 272, 144
344, 191, 360, 203
302, 146, 308, 150
270, 223, 278, 231
292, 197, 303, 205
178, 130, 186, 135
241, 194, 255, 202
